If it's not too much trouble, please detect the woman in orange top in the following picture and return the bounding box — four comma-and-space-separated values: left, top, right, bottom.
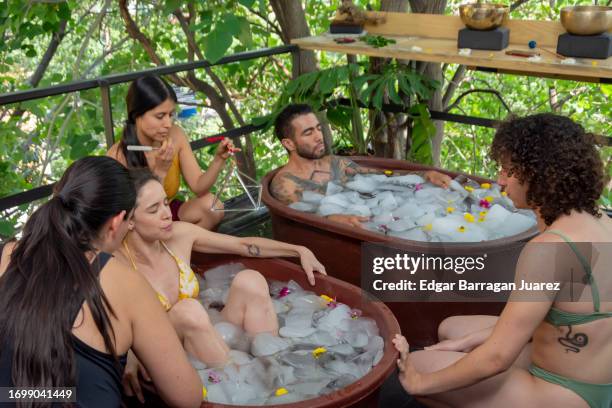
107, 75, 233, 230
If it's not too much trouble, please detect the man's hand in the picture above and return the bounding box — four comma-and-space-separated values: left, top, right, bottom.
326, 214, 369, 228
122, 350, 152, 403
425, 170, 452, 189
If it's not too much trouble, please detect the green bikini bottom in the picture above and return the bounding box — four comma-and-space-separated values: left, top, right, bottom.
529, 364, 612, 408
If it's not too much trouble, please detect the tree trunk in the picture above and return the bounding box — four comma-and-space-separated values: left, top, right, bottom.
409, 0, 447, 166
370, 0, 408, 158
270, 0, 334, 155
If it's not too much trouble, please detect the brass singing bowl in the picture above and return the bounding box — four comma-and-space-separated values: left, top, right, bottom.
459, 3, 509, 31
560, 5, 612, 36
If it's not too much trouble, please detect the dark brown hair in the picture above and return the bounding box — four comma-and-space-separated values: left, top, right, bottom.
491, 113, 605, 225
0, 156, 136, 395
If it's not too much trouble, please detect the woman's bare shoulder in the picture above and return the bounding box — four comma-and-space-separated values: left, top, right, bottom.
106, 142, 127, 165
0, 241, 17, 277
99, 257, 157, 309
169, 125, 189, 146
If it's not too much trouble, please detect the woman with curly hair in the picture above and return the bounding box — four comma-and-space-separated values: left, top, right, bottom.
389, 114, 611, 407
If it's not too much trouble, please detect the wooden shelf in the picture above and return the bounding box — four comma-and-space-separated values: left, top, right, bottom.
292, 12, 611, 83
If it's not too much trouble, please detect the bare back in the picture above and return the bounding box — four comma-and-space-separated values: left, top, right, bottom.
531, 213, 612, 383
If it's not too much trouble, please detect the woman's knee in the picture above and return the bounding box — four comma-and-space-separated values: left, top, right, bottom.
169, 298, 214, 333
231, 269, 269, 296
438, 316, 464, 341
199, 193, 224, 212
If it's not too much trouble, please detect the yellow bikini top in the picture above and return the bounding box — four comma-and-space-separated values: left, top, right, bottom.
163, 154, 181, 200
123, 239, 199, 311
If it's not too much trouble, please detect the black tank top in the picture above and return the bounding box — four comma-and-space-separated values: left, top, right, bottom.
0, 252, 127, 408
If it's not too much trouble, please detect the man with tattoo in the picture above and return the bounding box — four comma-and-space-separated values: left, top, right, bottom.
270, 104, 452, 227
384, 114, 612, 408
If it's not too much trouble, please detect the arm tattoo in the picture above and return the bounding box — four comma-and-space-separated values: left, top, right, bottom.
270, 175, 298, 204
331, 156, 346, 181
341, 157, 381, 176
247, 244, 261, 257
558, 325, 588, 353
285, 174, 326, 194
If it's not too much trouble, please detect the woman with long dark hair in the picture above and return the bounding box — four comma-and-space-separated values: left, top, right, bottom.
107, 75, 234, 230
114, 168, 326, 400
0, 156, 202, 407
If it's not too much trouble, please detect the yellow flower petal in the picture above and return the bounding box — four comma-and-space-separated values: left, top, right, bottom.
202, 386, 207, 400
480, 183, 491, 189
501, 191, 507, 196
275, 388, 288, 396
464, 213, 475, 223
484, 196, 494, 203
384, 170, 394, 176
478, 216, 486, 222
464, 186, 474, 192
479, 211, 487, 217
313, 347, 327, 358
320, 294, 334, 303
446, 207, 455, 213
457, 226, 466, 233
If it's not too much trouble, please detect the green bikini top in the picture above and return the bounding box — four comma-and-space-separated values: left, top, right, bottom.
544, 230, 612, 326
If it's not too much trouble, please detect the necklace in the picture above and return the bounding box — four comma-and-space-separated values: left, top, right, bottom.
122, 239, 138, 271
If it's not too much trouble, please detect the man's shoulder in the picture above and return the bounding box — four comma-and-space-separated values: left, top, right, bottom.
271, 168, 302, 188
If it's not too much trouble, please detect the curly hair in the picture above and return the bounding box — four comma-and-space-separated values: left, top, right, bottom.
491, 113, 605, 226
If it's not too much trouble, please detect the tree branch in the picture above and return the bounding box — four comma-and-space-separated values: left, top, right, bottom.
247, 6, 284, 41
173, 8, 247, 127
29, 18, 68, 87
442, 65, 467, 109
444, 88, 512, 113
73, 0, 111, 78
509, 0, 530, 12
118, 0, 185, 86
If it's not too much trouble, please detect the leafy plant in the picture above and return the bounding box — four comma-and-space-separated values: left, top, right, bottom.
255, 59, 439, 159
359, 35, 396, 48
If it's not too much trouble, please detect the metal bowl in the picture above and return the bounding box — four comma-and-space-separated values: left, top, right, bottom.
560, 6, 612, 36
459, 3, 509, 31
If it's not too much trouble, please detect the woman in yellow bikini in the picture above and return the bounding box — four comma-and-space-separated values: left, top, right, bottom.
110, 168, 326, 401
390, 114, 611, 408
107, 75, 231, 230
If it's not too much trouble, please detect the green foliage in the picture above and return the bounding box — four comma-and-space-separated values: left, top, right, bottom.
255, 60, 439, 156
359, 35, 396, 48
408, 103, 436, 165
0, 0, 609, 238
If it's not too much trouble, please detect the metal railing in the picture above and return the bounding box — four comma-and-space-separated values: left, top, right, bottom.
0, 45, 297, 211
1, 44, 609, 213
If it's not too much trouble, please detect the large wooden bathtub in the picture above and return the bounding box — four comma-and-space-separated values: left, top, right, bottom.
261, 156, 539, 347
184, 254, 401, 408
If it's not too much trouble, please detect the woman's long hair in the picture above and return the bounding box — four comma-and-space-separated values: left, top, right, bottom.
120, 75, 177, 168
0, 156, 136, 395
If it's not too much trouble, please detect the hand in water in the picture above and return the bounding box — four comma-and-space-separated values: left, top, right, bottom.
327, 214, 370, 228
425, 170, 452, 189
